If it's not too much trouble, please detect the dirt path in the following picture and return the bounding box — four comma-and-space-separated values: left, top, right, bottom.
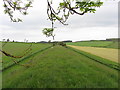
68, 45, 118, 63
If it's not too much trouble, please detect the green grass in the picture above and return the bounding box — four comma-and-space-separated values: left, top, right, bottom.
2, 45, 118, 88
67, 46, 120, 71
2, 42, 51, 70
67, 41, 119, 49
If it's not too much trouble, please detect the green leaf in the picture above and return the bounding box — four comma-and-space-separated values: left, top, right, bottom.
56, 16, 62, 20
4, 10, 8, 14
80, 7, 84, 11
85, 8, 89, 11
25, 3, 31, 7
23, 12, 28, 15
16, 7, 21, 10
59, 2, 65, 7
13, 2, 17, 5
3, 4, 7, 7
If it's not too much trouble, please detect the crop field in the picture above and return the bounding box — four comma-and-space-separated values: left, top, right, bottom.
1, 42, 51, 70
2, 43, 50, 69
67, 40, 119, 49
1, 42, 119, 88
68, 45, 119, 63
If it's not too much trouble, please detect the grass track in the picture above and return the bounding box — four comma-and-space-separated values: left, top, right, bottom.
3, 45, 118, 88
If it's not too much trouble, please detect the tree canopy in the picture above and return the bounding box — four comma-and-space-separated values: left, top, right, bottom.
3, 0, 103, 39
46, 0, 103, 39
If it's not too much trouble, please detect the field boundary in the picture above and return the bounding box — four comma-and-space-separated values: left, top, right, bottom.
2, 45, 53, 72
67, 40, 119, 49
67, 46, 120, 71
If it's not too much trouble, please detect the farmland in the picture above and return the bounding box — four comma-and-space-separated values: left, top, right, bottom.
1, 42, 119, 88
68, 45, 119, 63
2, 42, 51, 70
67, 40, 119, 49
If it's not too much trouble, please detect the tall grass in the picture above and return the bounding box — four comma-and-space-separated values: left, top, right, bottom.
2, 42, 51, 70
3, 45, 118, 88
67, 46, 120, 71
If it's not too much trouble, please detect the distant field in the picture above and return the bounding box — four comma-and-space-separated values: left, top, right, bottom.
2, 42, 51, 70
2, 42, 118, 88
68, 45, 119, 63
67, 41, 119, 49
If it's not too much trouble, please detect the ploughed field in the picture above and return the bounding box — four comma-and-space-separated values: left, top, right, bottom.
1, 42, 119, 88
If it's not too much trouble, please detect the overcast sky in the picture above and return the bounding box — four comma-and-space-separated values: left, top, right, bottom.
0, 0, 119, 42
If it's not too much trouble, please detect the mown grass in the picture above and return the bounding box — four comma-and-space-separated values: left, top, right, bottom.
3, 45, 118, 88
2, 42, 51, 70
67, 41, 119, 49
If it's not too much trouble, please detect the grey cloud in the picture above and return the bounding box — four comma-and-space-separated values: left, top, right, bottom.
0, 0, 118, 41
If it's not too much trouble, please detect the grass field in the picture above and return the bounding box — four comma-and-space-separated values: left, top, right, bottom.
2, 42, 119, 88
67, 40, 119, 49
68, 45, 119, 63
2, 42, 51, 70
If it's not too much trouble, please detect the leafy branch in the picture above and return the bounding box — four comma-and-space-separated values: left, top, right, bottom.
2, 0, 103, 40
45, 0, 103, 40
47, 0, 103, 24
3, 0, 33, 22
42, 28, 55, 40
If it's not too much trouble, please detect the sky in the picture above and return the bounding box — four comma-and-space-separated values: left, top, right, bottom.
0, 0, 119, 42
